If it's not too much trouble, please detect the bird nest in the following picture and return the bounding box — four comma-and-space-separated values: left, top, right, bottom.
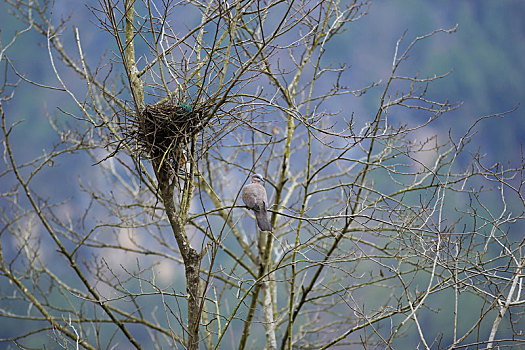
124, 102, 206, 174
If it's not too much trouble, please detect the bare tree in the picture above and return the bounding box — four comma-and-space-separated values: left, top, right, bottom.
1, 0, 524, 349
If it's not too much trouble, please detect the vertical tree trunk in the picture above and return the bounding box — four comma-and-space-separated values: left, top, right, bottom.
124, 0, 144, 111
124, 1, 202, 347
185, 248, 202, 350
156, 162, 201, 350
262, 277, 277, 350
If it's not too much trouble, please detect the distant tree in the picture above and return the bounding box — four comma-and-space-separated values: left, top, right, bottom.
1, 0, 523, 349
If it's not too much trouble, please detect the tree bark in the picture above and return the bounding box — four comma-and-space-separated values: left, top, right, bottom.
155, 161, 201, 350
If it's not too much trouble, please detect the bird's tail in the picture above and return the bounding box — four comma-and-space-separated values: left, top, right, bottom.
255, 209, 273, 232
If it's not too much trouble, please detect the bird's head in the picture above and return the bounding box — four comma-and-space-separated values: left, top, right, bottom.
251, 173, 264, 184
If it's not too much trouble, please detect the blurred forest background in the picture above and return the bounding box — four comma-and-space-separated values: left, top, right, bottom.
2, 0, 524, 203
1, 0, 524, 348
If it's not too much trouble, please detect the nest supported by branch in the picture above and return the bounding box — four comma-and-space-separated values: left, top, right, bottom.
125, 102, 206, 175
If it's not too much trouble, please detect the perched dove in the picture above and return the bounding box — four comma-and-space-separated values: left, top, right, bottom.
241, 174, 273, 232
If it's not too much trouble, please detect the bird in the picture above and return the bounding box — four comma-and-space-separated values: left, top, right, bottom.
241, 173, 273, 232
177, 149, 191, 176
178, 103, 192, 113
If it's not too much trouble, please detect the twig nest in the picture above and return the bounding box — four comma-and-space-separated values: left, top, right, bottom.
126, 101, 206, 174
